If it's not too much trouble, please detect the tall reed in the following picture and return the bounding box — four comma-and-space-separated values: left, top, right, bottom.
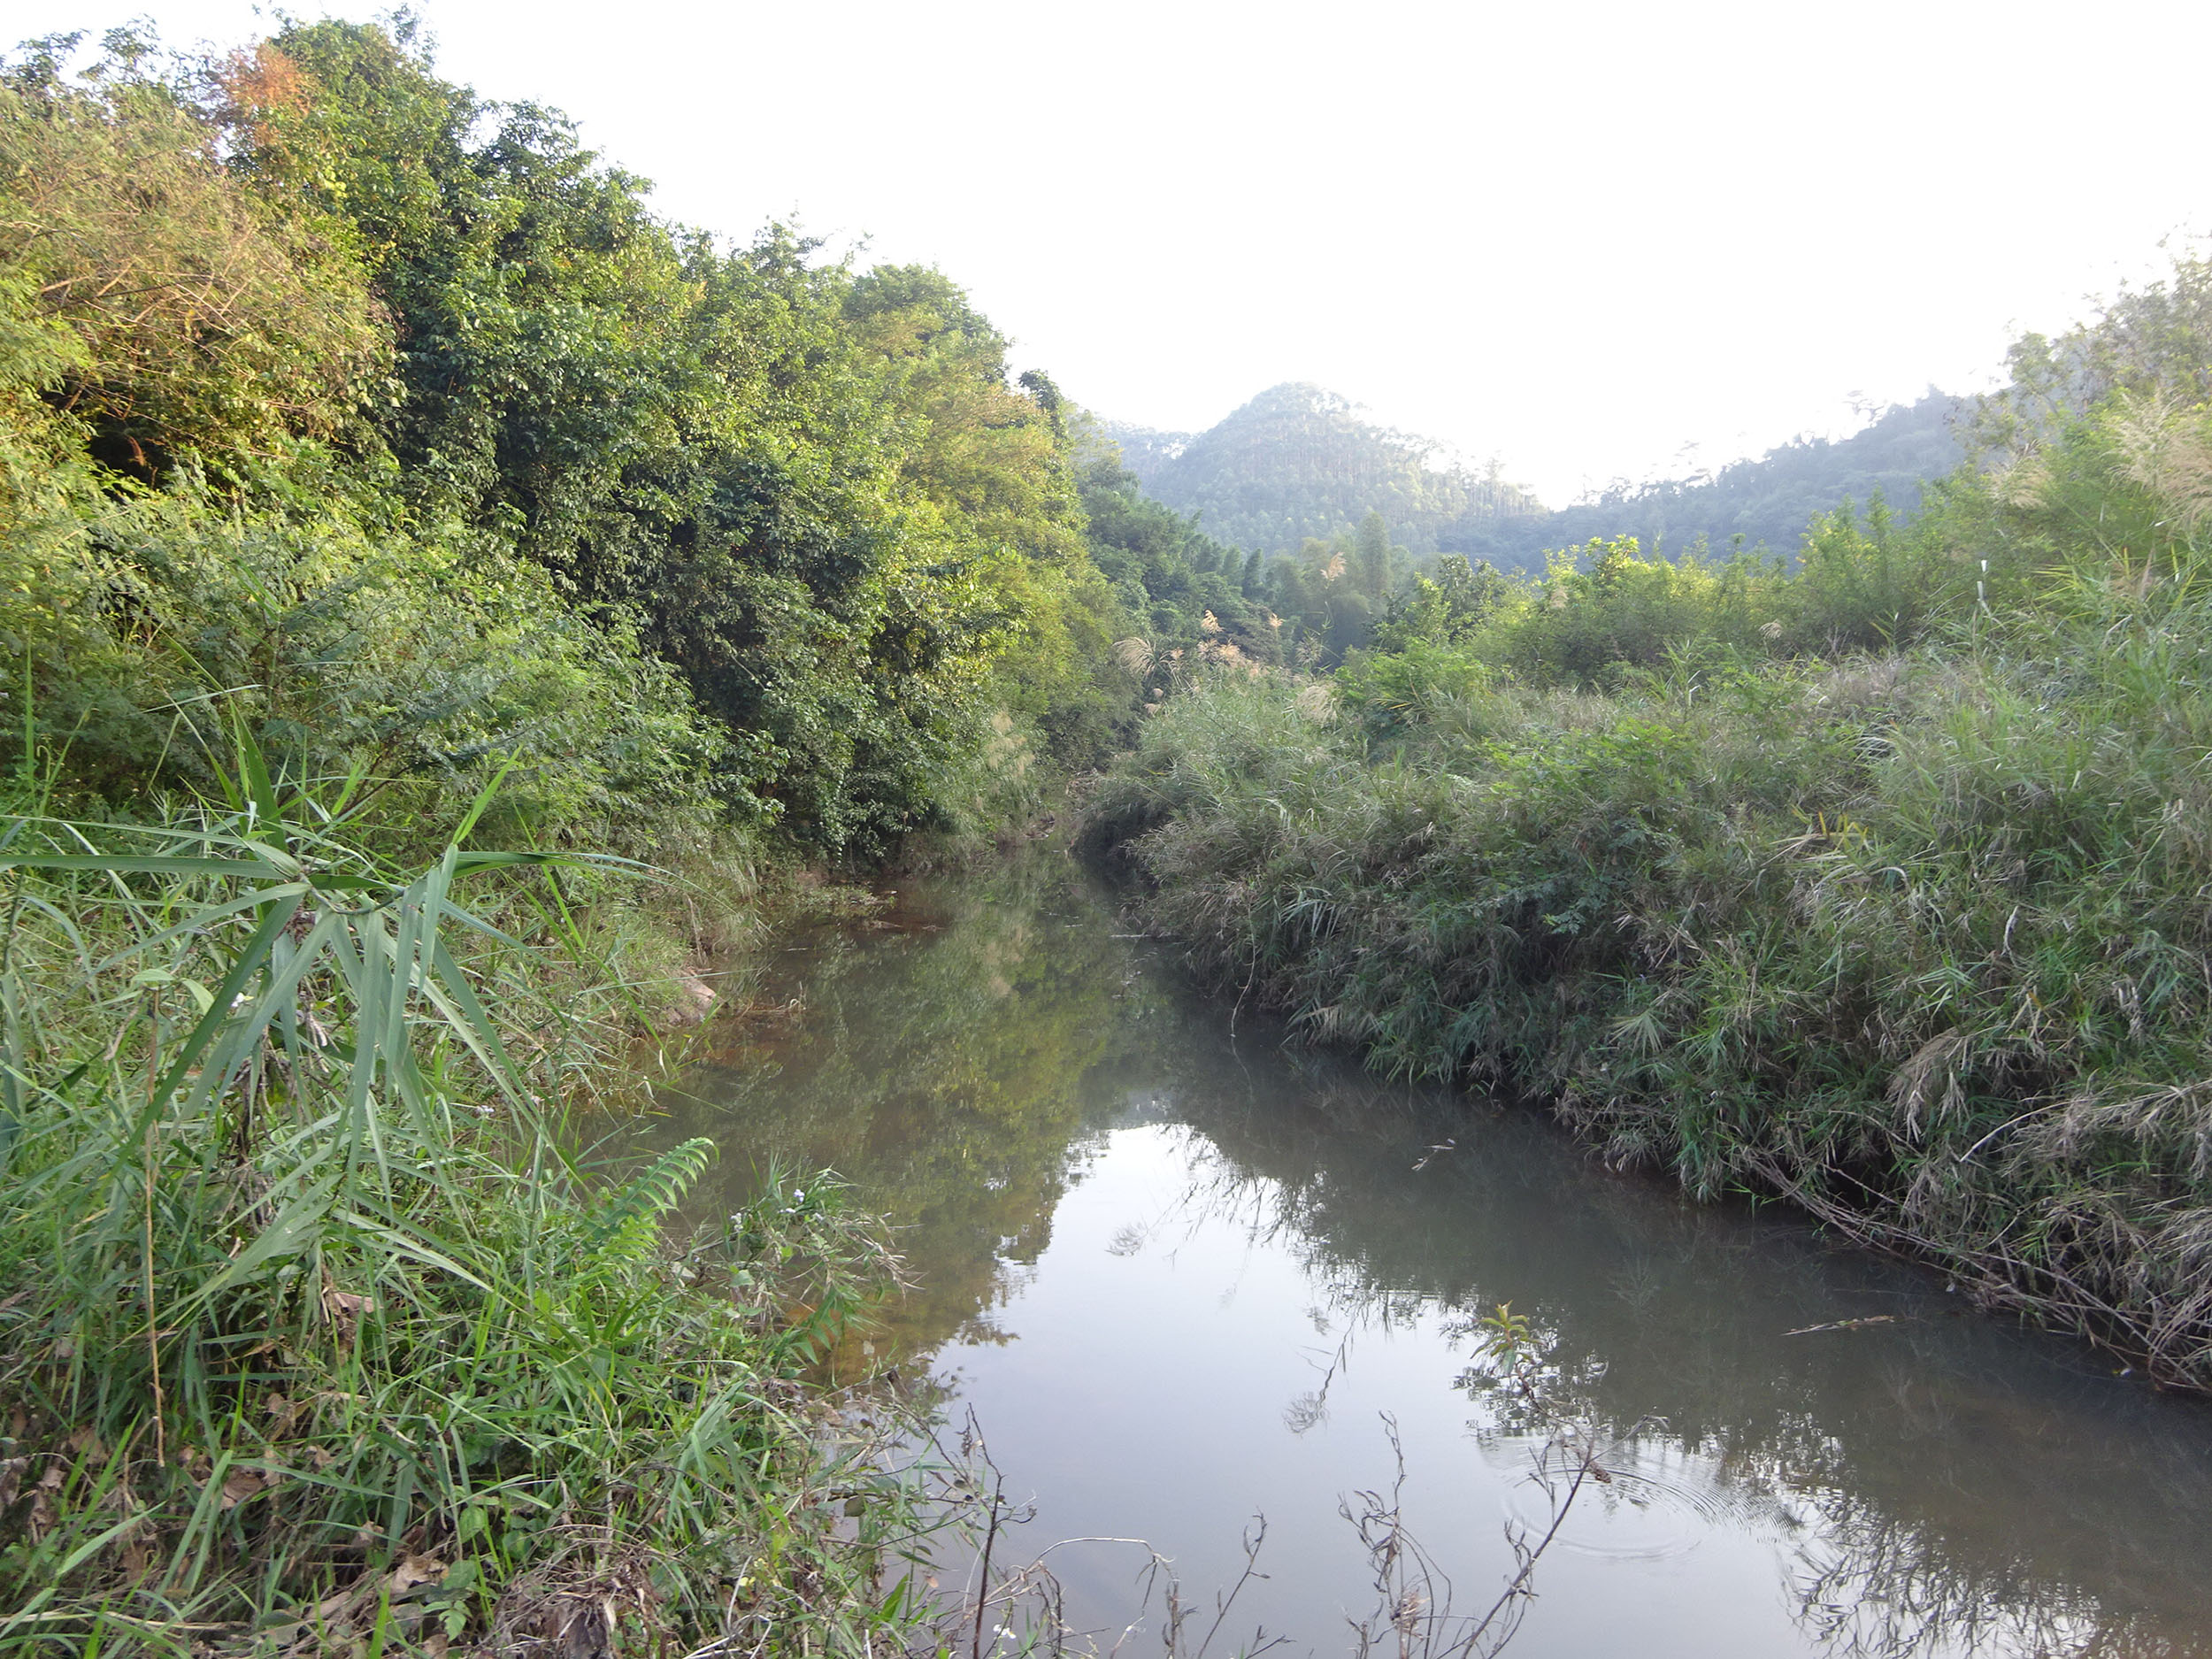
0, 739, 926, 1655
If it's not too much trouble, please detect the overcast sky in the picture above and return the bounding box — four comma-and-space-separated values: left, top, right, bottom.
21, 0, 2211, 503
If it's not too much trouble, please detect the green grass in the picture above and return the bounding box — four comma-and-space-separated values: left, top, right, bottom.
0, 748, 934, 1655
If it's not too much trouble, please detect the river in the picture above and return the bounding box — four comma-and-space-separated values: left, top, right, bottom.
638, 849, 2212, 1657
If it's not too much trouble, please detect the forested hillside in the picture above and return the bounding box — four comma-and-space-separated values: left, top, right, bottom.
1103, 383, 1545, 557
1092, 386, 1964, 672
1110, 386, 1962, 577
1448, 390, 1963, 565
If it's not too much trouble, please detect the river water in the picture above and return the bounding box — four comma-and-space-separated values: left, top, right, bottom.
641, 851, 2212, 1657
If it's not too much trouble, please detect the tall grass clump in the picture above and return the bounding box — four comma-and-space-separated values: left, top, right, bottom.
1088, 289, 2212, 1390
0, 749, 927, 1656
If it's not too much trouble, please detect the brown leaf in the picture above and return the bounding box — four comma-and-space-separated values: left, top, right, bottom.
320, 1280, 377, 1346
387, 1552, 446, 1594
557, 1600, 614, 1659
264, 1393, 306, 1437
312, 1584, 359, 1623
257, 1574, 379, 1655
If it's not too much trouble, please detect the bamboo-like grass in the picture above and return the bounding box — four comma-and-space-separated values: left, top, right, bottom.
0, 733, 931, 1655
1087, 522, 2212, 1391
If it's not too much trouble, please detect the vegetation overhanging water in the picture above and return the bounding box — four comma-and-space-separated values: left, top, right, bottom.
6, 12, 2212, 1654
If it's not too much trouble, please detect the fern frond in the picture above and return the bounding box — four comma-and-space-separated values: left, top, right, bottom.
585, 1136, 717, 1248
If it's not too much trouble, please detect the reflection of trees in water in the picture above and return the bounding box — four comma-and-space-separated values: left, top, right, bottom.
634, 862, 2211, 1657
1152, 1062, 2212, 1658
1786, 1492, 2191, 1659
640, 850, 1134, 1361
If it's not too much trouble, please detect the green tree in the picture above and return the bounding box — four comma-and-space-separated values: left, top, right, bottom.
1354, 509, 1394, 599
211, 19, 1118, 852
2, 40, 384, 482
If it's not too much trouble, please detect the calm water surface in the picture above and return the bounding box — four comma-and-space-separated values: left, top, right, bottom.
642, 854, 2212, 1657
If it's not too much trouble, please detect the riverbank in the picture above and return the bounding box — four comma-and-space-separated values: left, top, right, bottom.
0, 780, 943, 1656
1081, 531, 2212, 1392
0, 26, 1112, 1632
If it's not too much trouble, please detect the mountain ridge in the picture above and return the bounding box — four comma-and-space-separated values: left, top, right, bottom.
1102, 383, 1544, 559
1106, 384, 1964, 569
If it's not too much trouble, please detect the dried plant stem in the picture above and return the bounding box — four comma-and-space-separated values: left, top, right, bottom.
142, 998, 165, 1471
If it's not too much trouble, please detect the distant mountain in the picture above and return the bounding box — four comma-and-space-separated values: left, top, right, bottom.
1102, 384, 1544, 557
1447, 391, 1966, 569
1104, 385, 1966, 573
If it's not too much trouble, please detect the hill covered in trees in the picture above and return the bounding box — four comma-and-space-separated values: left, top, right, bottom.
1103, 383, 1545, 557
1111, 386, 1964, 573
1448, 390, 1964, 565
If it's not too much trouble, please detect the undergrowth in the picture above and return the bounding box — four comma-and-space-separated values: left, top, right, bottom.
0, 743, 934, 1656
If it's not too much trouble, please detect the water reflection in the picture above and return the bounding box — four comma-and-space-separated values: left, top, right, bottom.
640, 852, 2212, 1657
647, 853, 1127, 1356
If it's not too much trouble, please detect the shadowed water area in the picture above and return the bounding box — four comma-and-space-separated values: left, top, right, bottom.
638, 852, 2212, 1657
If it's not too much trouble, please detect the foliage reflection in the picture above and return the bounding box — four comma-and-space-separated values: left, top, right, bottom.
646, 855, 2212, 1657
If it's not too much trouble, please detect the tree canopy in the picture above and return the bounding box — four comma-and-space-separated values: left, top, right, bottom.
1, 20, 1144, 858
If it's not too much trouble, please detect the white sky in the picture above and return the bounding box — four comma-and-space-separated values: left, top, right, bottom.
14, 0, 2211, 503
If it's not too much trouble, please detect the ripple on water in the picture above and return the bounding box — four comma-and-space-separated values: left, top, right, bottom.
1484, 1432, 1766, 1562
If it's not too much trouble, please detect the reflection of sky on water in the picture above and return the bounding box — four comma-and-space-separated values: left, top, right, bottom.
930, 1123, 2016, 1657
643, 854, 2212, 1657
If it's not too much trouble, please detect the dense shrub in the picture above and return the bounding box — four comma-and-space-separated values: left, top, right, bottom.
3, 24, 1143, 861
